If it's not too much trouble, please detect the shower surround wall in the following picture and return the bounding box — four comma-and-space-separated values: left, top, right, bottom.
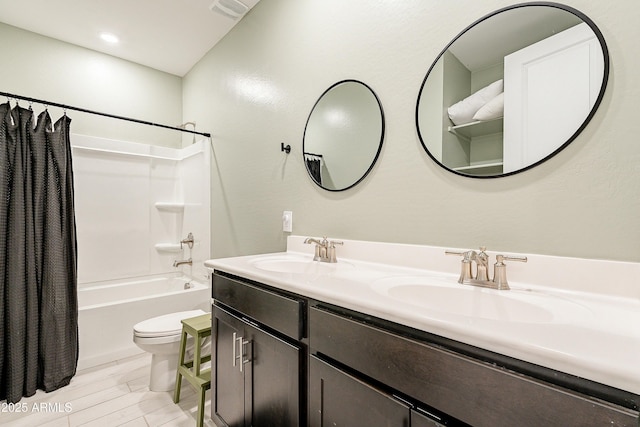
72, 135, 211, 368
73, 135, 210, 284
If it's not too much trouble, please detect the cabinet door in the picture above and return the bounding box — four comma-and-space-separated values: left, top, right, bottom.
245, 320, 301, 426
503, 22, 604, 173
212, 307, 246, 427
213, 305, 302, 427
309, 355, 410, 427
411, 409, 446, 427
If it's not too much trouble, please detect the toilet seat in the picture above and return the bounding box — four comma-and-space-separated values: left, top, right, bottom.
133, 309, 206, 339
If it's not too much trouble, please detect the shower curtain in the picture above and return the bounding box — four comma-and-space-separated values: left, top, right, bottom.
305, 156, 322, 185
0, 102, 78, 403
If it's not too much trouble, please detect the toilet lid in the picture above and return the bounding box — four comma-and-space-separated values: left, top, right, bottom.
133, 309, 207, 338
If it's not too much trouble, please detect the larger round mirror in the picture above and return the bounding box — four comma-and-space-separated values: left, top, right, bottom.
416, 2, 609, 178
303, 80, 385, 191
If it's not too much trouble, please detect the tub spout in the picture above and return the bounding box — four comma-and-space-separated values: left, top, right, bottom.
173, 258, 192, 267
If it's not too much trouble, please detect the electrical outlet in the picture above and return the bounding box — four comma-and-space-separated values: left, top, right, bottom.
282, 211, 293, 232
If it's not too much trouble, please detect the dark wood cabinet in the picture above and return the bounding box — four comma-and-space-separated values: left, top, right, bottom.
211, 270, 639, 427
309, 355, 412, 427
212, 305, 302, 427
212, 274, 304, 427
309, 305, 638, 427
213, 308, 245, 426
411, 410, 447, 427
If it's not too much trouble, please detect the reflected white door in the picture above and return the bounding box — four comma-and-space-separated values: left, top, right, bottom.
503, 22, 604, 173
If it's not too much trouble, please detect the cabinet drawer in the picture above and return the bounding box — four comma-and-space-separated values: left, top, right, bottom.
213, 273, 304, 340
310, 306, 638, 427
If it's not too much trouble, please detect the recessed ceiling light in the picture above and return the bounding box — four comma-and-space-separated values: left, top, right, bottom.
99, 32, 119, 44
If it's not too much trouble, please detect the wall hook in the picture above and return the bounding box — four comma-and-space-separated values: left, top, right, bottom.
281, 143, 291, 154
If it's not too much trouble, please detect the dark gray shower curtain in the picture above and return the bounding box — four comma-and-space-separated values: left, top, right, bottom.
0, 102, 78, 403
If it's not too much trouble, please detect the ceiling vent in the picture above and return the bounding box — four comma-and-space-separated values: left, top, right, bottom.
209, 0, 249, 20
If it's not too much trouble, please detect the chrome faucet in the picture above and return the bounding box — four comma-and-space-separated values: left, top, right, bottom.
304, 236, 343, 263
173, 258, 192, 267
445, 246, 527, 290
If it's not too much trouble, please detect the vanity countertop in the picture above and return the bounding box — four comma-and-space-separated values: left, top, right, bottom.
205, 244, 640, 396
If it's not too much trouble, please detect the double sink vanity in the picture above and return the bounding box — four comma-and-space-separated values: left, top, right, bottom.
203, 1, 635, 425
205, 236, 640, 427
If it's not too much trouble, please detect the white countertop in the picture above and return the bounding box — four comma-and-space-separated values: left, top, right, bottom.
205, 238, 640, 396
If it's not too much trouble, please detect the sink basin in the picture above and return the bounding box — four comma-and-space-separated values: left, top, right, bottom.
250, 256, 354, 274
372, 276, 591, 324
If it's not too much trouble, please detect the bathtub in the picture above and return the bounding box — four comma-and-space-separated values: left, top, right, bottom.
77, 273, 210, 370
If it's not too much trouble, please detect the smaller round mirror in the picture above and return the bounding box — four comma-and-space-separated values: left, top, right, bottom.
303, 80, 385, 191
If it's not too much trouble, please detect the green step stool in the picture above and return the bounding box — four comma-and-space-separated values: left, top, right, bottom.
174, 312, 212, 427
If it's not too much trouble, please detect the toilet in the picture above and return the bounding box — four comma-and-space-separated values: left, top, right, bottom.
133, 309, 209, 392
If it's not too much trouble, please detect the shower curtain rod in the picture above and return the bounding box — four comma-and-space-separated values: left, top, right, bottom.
1, 90, 211, 138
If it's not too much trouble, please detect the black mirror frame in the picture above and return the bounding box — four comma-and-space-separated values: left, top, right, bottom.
303, 79, 385, 192
415, 2, 610, 179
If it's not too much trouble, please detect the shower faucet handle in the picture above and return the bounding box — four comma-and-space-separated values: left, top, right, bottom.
180, 232, 194, 249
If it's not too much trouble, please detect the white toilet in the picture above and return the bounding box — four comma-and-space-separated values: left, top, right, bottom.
133, 309, 209, 392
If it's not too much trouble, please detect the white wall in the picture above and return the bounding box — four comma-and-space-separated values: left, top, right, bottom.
183, 0, 640, 265
73, 136, 210, 284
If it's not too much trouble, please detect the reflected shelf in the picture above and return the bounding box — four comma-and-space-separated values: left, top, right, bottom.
447, 117, 503, 141
453, 161, 504, 175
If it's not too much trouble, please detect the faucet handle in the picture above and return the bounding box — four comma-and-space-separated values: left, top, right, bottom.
445, 249, 466, 257
445, 249, 475, 283
493, 254, 527, 290
496, 254, 528, 263
327, 240, 343, 263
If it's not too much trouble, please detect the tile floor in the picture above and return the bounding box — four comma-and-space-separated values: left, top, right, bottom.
1, 354, 213, 427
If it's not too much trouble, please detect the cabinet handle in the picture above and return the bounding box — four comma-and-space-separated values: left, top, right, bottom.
232, 332, 249, 372
232, 332, 240, 368
240, 340, 251, 372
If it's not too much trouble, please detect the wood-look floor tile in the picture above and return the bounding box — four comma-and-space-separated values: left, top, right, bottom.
117, 416, 149, 427
0, 354, 211, 427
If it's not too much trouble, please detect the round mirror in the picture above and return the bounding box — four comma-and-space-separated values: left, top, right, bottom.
416, 2, 609, 178
303, 80, 385, 191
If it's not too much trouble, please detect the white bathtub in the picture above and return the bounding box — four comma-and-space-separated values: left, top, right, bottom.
77, 273, 210, 370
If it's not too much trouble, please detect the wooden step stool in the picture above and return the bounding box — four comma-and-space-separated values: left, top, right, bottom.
174, 312, 212, 427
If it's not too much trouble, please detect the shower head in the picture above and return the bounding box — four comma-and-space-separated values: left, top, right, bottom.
178, 121, 196, 130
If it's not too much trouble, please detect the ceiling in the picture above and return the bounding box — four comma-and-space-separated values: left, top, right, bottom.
0, 0, 260, 76
449, 6, 581, 72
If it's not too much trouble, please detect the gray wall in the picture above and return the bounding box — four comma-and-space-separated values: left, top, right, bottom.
2, 1, 638, 264
0, 23, 183, 148
183, 0, 640, 263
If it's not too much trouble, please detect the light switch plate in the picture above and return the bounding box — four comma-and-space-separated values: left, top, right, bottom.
282, 211, 293, 232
